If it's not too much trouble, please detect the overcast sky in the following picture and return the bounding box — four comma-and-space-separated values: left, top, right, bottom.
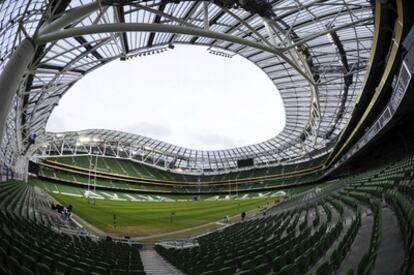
46, 45, 285, 150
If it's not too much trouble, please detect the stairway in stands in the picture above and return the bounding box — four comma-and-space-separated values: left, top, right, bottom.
140, 249, 184, 275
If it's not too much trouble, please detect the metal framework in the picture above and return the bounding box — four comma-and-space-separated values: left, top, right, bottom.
0, 0, 374, 175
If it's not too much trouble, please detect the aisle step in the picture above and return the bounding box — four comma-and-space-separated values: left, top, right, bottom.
140, 249, 184, 275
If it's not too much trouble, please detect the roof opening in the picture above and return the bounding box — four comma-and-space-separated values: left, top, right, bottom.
46, 45, 285, 150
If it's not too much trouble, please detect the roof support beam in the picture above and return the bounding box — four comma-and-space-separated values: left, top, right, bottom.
73, 36, 104, 60
115, 5, 130, 55
39, 2, 100, 35
36, 23, 315, 84
0, 38, 36, 145
147, 2, 166, 47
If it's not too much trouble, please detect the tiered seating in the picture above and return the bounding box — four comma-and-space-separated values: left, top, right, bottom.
0, 181, 146, 275
329, 211, 361, 274
37, 164, 319, 195
38, 155, 323, 195
154, 153, 414, 275
46, 155, 326, 184
156, 185, 352, 274
0, 181, 58, 225
0, 211, 145, 275
3, 152, 414, 274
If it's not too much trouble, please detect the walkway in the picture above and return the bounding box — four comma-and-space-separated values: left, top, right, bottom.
140, 249, 184, 275
337, 206, 374, 274
373, 206, 404, 275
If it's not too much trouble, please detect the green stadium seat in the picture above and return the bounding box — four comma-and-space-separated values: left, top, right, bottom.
36, 262, 53, 275
0, 246, 7, 268
272, 256, 286, 271
222, 258, 238, 269
316, 261, 331, 275
20, 266, 37, 275
200, 270, 218, 275
253, 254, 268, 265
296, 254, 309, 273
253, 262, 272, 274
217, 266, 236, 274
55, 261, 72, 273
278, 263, 298, 275
111, 268, 130, 275
241, 259, 256, 269
7, 256, 20, 274
235, 269, 256, 275
69, 267, 88, 275
22, 254, 36, 270
129, 270, 146, 275
90, 265, 108, 274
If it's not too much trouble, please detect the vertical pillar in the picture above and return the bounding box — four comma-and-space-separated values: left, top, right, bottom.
0, 38, 36, 145
14, 155, 29, 182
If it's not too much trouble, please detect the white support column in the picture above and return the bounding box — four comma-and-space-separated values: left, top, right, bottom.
263, 20, 277, 47
0, 38, 36, 146
14, 156, 29, 182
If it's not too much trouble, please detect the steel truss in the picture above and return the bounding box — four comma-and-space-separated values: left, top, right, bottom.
0, 0, 374, 175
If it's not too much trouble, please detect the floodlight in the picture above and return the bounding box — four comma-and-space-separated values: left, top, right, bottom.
92, 136, 103, 143
78, 136, 90, 143
144, 145, 153, 151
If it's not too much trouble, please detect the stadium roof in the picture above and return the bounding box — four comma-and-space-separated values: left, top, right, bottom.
0, 0, 374, 174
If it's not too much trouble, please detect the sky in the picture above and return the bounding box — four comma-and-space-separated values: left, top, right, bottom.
46, 45, 285, 150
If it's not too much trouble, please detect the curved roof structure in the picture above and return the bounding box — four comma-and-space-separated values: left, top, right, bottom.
0, 0, 374, 174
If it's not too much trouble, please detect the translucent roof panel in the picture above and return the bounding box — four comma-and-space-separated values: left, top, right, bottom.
0, 0, 373, 174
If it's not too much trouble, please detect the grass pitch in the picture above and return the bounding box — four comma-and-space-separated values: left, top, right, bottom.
50, 193, 276, 237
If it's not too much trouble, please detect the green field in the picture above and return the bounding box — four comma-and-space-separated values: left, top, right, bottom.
51, 193, 276, 238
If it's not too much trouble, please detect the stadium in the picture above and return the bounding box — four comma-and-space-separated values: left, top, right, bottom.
0, 0, 414, 274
